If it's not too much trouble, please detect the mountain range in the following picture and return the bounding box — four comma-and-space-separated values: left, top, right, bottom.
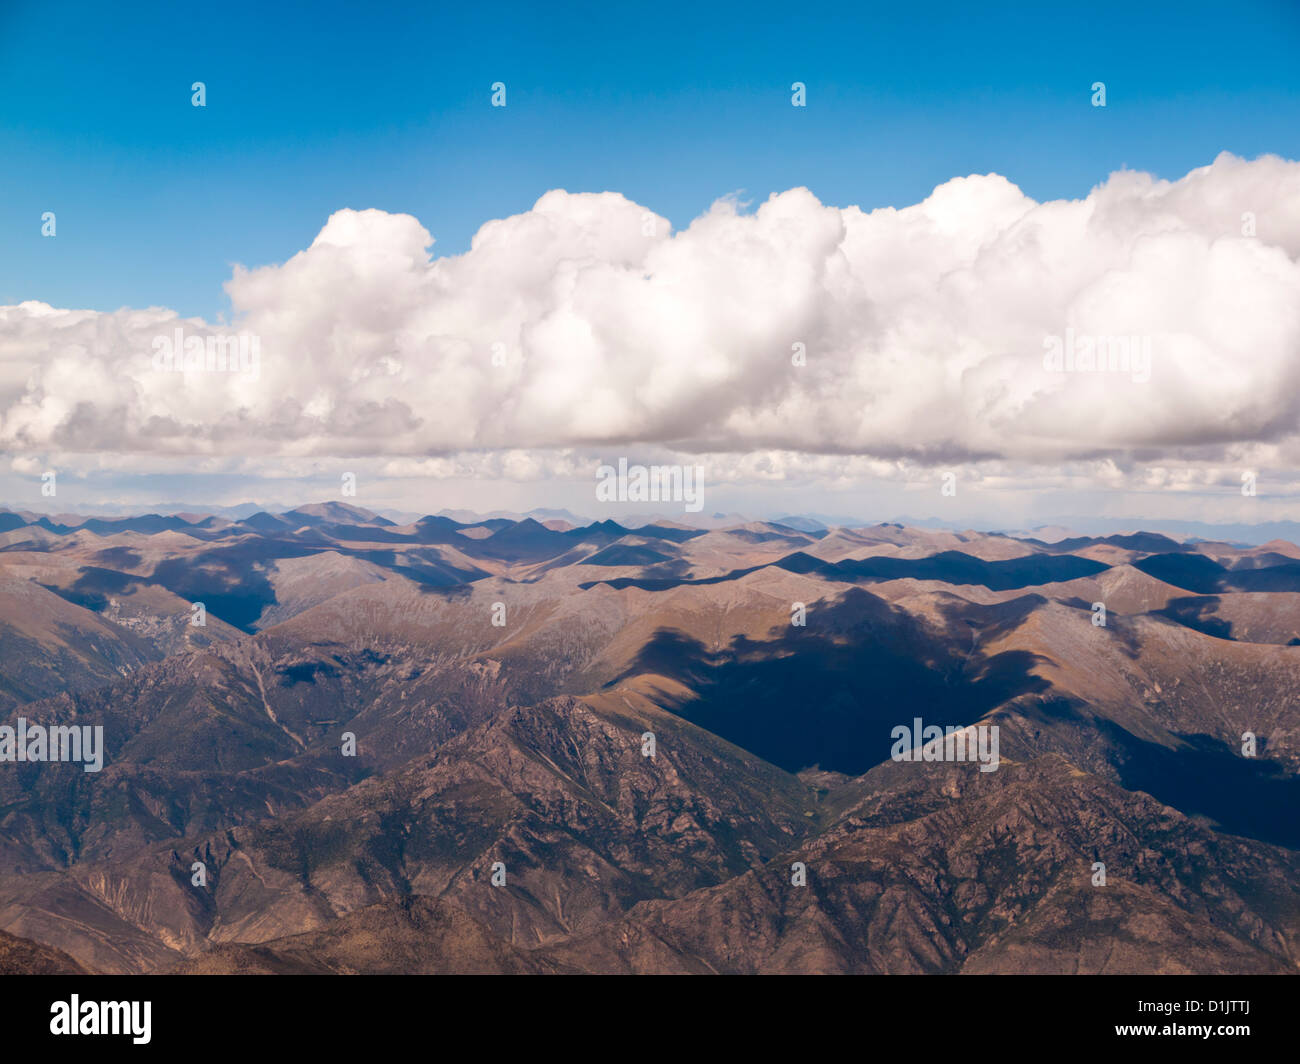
0, 503, 1296, 974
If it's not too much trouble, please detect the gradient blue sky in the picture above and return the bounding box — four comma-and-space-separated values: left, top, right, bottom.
4, 0, 1299, 321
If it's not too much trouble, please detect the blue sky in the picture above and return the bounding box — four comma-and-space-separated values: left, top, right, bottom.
3, 0, 1299, 321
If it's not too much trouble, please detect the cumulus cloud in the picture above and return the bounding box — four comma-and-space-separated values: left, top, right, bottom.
2, 152, 1299, 490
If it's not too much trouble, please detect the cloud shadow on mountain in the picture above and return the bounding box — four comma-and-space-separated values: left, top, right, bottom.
611, 587, 1048, 774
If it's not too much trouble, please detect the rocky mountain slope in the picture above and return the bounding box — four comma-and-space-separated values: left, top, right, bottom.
0, 506, 1296, 973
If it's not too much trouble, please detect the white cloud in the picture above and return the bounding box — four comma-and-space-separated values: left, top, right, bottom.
2, 152, 1298, 503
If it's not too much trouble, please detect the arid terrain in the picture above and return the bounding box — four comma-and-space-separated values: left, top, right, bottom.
0, 504, 1296, 974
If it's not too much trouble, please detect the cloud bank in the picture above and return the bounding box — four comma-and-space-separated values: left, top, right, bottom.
3, 152, 1299, 498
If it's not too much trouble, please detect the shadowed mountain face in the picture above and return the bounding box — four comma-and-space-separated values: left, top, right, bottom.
579, 550, 1108, 593
0, 506, 1297, 974
1135, 551, 1300, 594
609, 590, 1048, 774
0, 928, 88, 974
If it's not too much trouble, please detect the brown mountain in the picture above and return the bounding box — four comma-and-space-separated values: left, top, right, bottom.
0, 511, 1296, 974
0, 927, 89, 974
